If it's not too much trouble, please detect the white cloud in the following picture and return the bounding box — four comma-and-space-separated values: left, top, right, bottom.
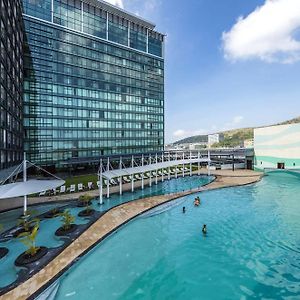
173, 129, 186, 138
222, 0, 300, 63
104, 0, 124, 9
223, 115, 245, 131
233, 115, 244, 124
173, 129, 206, 139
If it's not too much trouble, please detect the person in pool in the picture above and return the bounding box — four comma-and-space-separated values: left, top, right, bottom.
194, 197, 200, 206
182, 206, 186, 213
202, 224, 207, 235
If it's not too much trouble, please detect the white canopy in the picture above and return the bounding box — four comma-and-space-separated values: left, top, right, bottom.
102, 158, 210, 180
0, 179, 65, 199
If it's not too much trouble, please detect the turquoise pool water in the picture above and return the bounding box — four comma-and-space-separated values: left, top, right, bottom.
0, 175, 212, 289
54, 173, 300, 299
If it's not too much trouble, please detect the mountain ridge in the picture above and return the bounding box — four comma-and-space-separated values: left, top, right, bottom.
173, 116, 300, 147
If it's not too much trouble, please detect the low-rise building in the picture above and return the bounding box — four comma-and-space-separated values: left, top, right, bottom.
254, 123, 300, 170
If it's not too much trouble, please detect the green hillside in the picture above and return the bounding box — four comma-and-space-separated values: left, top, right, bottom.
173, 116, 300, 148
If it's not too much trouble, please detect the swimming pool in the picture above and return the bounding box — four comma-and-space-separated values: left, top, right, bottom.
0, 175, 213, 290
53, 172, 300, 299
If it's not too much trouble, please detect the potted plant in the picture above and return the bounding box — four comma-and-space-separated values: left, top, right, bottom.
77, 194, 93, 207
13, 216, 39, 238
0, 224, 9, 259
55, 210, 77, 236
44, 207, 63, 219
78, 194, 95, 217
15, 221, 48, 266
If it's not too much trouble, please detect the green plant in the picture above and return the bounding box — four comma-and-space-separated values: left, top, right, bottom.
59, 210, 75, 230
49, 207, 61, 216
17, 221, 40, 256
17, 217, 39, 232
79, 194, 93, 212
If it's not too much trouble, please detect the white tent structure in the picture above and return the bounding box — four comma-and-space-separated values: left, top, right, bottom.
0, 153, 65, 215
97, 151, 211, 205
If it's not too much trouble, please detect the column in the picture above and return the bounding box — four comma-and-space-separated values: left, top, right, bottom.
141, 154, 144, 189
99, 159, 103, 205
190, 151, 192, 176
183, 152, 185, 177
155, 153, 158, 185
119, 156, 122, 195
131, 155, 134, 192
161, 152, 164, 182
106, 157, 110, 198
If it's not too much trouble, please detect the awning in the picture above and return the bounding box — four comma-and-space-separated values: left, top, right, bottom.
0, 179, 65, 199
102, 158, 210, 180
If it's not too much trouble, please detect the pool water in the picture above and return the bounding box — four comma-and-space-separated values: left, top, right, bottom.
54, 173, 300, 299
0, 175, 212, 289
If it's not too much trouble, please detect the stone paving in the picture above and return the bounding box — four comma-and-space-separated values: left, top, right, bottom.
0, 170, 262, 300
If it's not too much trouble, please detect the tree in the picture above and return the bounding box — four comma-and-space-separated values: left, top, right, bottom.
17, 221, 40, 256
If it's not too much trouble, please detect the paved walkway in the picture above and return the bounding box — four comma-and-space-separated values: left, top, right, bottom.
0, 170, 262, 300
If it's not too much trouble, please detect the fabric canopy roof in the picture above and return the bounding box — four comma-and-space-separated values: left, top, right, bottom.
0, 179, 65, 199
102, 158, 210, 180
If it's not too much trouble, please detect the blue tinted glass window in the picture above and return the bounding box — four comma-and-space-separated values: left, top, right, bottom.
23, 0, 52, 22
148, 35, 162, 57
82, 3, 107, 39
53, 0, 82, 31
130, 29, 147, 52
108, 19, 128, 46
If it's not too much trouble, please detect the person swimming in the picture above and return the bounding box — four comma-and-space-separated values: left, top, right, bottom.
182, 206, 186, 213
202, 224, 207, 234
194, 197, 200, 206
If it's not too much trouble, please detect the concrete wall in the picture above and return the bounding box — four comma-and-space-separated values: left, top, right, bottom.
254, 123, 300, 170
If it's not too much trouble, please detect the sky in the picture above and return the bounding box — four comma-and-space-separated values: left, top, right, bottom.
105, 0, 300, 143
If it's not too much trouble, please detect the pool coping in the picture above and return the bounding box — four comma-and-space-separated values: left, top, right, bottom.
0, 171, 263, 300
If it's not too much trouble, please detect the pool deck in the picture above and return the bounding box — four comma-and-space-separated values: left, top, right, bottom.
0, 170, 262, 300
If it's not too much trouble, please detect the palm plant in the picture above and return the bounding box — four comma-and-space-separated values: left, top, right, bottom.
60, 210, 75, 230
79, 194, 93, 212
17, 221, 40, 256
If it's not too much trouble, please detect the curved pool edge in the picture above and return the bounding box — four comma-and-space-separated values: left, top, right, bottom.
0, 170, 263, 300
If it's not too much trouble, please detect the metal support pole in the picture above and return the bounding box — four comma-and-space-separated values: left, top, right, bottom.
131, 155, 134, 192
190, 150, 192, 176
23, 152, 27, 215
183, 152, 185, 177
141, 154, 144, 189
198, 151, 200, 175
119, 156, 122, 195
168, 152, 171, 180
208, 148, 211, 177
149, 154, 152, 187
99, 159, 103, 205
232, 152, 235, 172
106, 157, 110, 198
155, 153, 158, 185
175, 152, 178, 178
161, 153, 164, 182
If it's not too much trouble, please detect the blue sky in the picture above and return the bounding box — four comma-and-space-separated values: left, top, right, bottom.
107, 0, 300, 143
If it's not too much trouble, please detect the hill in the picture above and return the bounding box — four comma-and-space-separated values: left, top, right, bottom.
173, 116, 300, 148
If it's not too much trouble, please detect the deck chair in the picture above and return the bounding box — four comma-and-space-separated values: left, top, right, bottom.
88, 182, 93, 190
110, 179, 117, 185
39, 190, 46, 197
60, 186, 66, 193
69, 184, 76, 193
78, 183, 84, 191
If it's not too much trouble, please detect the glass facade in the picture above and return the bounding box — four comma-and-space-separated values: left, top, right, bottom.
0, 0, 24, 170
22, 0, 164, 167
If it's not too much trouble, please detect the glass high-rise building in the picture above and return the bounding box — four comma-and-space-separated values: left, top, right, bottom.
0, 0, 24, 170
22, 0, 165, 169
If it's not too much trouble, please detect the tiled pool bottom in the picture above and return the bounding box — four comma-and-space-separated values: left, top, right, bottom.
0, 175, 213, 290
53, 172, 300, 300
